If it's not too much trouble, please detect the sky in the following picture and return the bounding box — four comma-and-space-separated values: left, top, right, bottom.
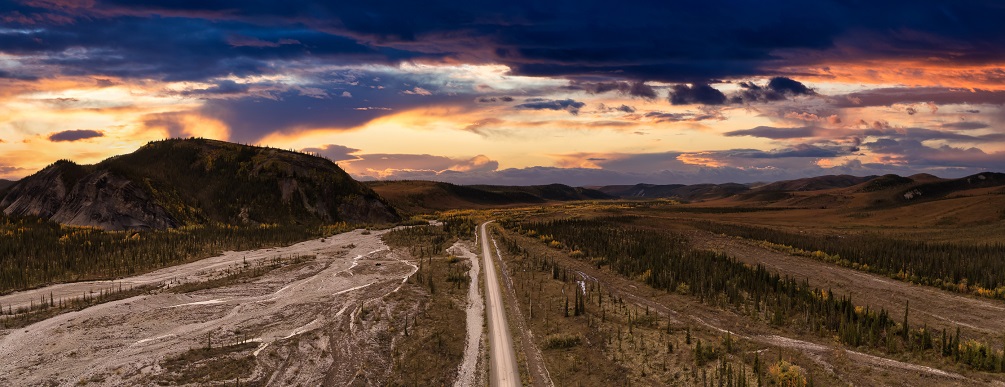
2, 1, 1005, 185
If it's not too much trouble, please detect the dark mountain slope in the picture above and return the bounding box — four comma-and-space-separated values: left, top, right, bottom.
367, 181, 611, 214
755, 175, 877, 192
595, 183, 749, 201
1, 138, 399, 230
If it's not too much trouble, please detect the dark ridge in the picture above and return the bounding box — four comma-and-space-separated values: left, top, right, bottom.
856, 174, 915, 192
594, 183, 749, 201
1, 138, 399, 230
755, 175, 877, 192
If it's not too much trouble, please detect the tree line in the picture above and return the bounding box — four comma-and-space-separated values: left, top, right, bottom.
504, 216, 1005, 373
691, 221, 1005, 300
0, 214, 351, 293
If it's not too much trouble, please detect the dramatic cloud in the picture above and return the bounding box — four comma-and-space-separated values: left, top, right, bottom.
731, 77, 815, 103
47, 129, 104, 142
571, 81, 658, 99
514, 98, 586, 115
668, 84, 727, 105
3, 1, 1005, 184
5, 1, 1005, 85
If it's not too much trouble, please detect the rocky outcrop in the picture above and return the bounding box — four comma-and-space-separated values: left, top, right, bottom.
50, 171, 179, 230
2, 163, 180, 230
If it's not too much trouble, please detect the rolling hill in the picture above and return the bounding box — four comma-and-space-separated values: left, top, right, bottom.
593, 183, 751, 201
367, 181, 612, 214
753, 174, 877, 192
1, 138, 399, 230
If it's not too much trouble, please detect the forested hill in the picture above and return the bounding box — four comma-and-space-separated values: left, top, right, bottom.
0, 138, 399, 230
366, 180, 612, 214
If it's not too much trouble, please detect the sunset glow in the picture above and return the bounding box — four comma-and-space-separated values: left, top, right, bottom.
2, 1, 1004, 184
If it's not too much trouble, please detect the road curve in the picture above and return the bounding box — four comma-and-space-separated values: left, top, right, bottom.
481, 221, 520, 387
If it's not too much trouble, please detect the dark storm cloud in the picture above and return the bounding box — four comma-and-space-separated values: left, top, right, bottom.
668, 84, 727, 106
47, 129, 104, 142
0, 11, 415, 82
0, 69, 38, 81
475, 96, 515, 103
570, 81, 658, 99
514, 98, 585, 115
8, 1, 1005, 84
731, 77, 815, 104
202, 83, 475, 143
613, 105, 635, 113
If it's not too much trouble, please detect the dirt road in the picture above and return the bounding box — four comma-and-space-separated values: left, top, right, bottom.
481, 221, 521, 387
0, 228, 418, 385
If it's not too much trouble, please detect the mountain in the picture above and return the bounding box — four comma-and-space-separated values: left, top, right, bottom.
896, 172, 1005, 203
1, 139, 399, 230
0, 179, 14, 191
594, 183, 750, 201
753, 175, 877, 192
855, 174, 915, 192
367, 181, 612, 214
468, 183, 612, 201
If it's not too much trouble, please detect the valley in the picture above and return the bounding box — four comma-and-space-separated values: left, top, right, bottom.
2, 140, 1004, 386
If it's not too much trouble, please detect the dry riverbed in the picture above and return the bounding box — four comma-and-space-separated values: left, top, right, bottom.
0, 228, 419, 386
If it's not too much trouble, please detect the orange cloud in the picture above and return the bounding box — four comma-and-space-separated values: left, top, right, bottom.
676, 152, 726, 167
788, 60, 1005, 89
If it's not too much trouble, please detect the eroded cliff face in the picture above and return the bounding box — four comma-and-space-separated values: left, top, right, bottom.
1, 161, 74, 220
49, 170, 179, 230
1, 164, 178, 230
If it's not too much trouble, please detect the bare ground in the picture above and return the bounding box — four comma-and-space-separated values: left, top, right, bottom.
0, 228, 420, 386
448, 241, 486, 387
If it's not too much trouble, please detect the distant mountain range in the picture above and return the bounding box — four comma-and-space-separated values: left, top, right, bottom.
3, 140, 1003, 226
594, 172, 1005, 208
0, 139, 399, 230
